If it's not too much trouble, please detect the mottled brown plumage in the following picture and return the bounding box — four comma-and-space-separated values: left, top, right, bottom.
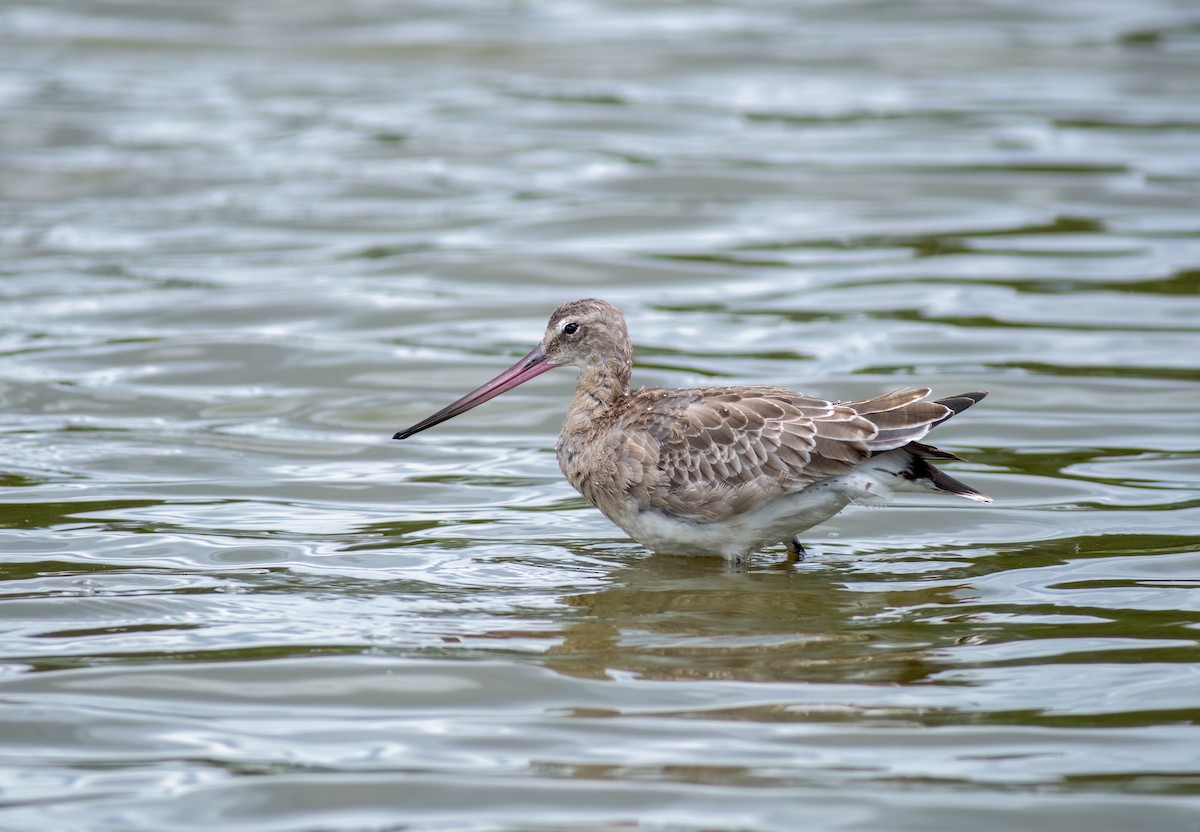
396, 298, 990, 562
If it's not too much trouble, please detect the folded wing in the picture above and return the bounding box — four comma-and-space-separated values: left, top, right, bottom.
618, 386, 980, 520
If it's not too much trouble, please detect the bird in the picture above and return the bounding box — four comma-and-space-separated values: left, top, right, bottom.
395, 298, 990, 563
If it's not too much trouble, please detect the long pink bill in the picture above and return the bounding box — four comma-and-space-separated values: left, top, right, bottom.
393, 346, 556, 439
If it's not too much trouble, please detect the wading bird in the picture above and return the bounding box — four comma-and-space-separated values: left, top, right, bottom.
395, 299, 989, 563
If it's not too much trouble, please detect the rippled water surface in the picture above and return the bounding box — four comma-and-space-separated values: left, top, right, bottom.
3, 1, 1200, 830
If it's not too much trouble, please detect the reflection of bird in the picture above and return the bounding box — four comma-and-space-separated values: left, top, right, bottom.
546, 554, 955, 684
395, 298, 990, 563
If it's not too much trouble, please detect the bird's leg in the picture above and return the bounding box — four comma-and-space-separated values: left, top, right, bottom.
785, 536, 807, 564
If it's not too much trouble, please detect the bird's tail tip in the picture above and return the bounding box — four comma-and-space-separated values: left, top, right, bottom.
924, 461, 991, 503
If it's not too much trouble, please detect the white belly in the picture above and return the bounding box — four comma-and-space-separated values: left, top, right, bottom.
614, 476, 881, 561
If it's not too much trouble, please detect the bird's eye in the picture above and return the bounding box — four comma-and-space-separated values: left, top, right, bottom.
562, 322, 579, 335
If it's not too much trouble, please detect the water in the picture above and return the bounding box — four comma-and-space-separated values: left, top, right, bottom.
2, 1, 1199, 830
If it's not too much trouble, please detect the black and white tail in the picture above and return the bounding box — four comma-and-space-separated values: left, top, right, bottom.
857, 391, 991, 503
901, 441, 991, 503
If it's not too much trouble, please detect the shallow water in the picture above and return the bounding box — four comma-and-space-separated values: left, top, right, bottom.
2, 1, 1199, 830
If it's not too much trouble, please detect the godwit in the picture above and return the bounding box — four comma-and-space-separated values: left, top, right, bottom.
395, 299, 990, 562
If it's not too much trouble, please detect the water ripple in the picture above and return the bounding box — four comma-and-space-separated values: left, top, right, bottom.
2, 0, 1199, 829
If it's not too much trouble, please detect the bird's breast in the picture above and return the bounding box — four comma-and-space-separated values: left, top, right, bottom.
557, 426, 657, 521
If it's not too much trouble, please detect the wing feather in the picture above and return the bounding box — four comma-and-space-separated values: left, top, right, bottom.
615, 386, 874, 520
571, 386, 988, 524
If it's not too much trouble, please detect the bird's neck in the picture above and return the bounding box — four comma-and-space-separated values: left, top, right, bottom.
564, 361, 630, 434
